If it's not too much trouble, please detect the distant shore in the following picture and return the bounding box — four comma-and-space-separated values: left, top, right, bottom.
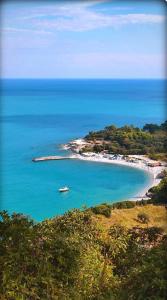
63, 138, 167, 201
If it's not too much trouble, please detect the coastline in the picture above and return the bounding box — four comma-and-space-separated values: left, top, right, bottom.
63, 139, 166, 202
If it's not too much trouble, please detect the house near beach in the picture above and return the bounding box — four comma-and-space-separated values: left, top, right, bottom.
147, 162, 161, 167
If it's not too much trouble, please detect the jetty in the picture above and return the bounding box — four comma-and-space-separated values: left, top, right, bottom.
32, 155, 73, 162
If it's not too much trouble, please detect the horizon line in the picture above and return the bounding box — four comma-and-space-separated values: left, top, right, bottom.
1, 77, 166, 80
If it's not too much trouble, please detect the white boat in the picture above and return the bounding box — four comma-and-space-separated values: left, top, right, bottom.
59, 186, 69, 192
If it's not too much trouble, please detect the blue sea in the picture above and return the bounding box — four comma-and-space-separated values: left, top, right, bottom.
0, 79, 166, 221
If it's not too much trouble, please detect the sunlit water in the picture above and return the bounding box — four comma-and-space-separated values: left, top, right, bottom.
1, 79, 165, 221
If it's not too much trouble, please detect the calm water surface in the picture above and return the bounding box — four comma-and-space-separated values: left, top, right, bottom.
1, 79, 165, 221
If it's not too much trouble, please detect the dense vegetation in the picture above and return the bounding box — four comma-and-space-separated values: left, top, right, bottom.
0, 209, 167, 300
84, 120, 167, 160
148, 176, 167, 205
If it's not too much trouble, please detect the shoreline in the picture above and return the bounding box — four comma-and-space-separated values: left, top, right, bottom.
63, 139, 166, 202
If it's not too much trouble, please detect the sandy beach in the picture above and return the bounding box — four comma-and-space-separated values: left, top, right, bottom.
64, 139, 167, 201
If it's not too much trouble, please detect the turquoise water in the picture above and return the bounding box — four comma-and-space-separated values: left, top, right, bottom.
1, 79, 166, 221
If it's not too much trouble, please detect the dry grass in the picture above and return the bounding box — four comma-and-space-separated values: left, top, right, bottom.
94, 205, 167, 232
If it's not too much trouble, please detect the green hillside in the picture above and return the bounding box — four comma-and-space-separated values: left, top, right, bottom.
1, 177, 167, 300
84, 120, 167, 160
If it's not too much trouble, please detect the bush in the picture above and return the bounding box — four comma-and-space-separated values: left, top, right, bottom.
112, 201, 136, 209
91, 203, 111, 218
136, 199, 148, 206
137, 212, 150, 224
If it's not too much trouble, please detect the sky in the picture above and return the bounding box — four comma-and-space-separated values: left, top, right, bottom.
1, 0, 166, 79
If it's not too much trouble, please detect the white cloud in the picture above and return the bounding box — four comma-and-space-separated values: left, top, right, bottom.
35, 13, 164, 32
2, 1, 165, 34
2, 27, 52, 35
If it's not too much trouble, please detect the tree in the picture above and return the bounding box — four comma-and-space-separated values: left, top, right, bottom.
143, 123, 160, 133
117, 237, 167, 300
149, 176, 167, 204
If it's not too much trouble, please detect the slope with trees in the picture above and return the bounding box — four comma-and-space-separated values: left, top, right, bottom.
1, 200, 167, 298
84, 120, 167, 160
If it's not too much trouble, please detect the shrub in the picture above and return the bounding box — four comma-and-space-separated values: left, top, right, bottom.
137, 212, 150, 224
91, 204, 111, 218
112, 201, 136, 209
136, 199, 148, 206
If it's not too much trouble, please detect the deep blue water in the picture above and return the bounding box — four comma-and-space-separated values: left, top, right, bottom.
0, 79, 166, 221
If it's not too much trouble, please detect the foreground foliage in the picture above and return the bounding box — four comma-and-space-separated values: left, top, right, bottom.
0, 206, 167, 300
